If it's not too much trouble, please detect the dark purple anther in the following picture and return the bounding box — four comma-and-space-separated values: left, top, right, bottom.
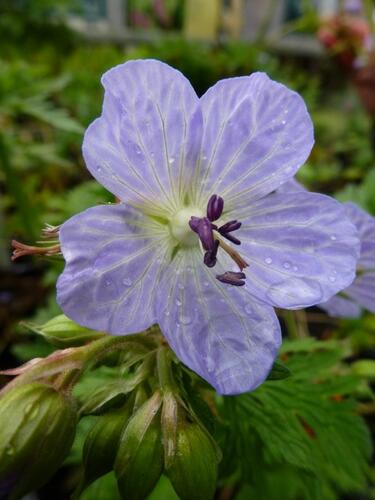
204, 240, 219, 268
207, 194, 224, 222
219, 220, 241, 234
197, 217, 215, 251
189, 216, 201, 233
218, 220, 242, 245
189, 193, 245, 273
216, 272, 246, 286
220, 232, 241, 245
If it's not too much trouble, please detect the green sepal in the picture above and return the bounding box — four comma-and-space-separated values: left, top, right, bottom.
80, 354, 155, 416
166, 421, 219, 500
114, 392, 164, 500
267, 361, 292, 381
75, 400, 133, 497
0, 382, 77, 498
23, 314, 105, 347
161, 391, 179, 469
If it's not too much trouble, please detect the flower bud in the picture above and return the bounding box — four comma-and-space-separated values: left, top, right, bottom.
79, 402, 133, 492
166, 421, 219, 500
0, 382, 77, 498
114, 392, 164, 500
26, 314, 104, 347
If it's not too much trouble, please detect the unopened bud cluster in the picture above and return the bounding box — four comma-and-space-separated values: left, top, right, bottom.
0, 328, 221, 500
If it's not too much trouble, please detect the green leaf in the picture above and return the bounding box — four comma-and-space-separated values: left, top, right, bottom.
218, 340, 372, 499
351, 360, 375, 381
267, 362, 291, 380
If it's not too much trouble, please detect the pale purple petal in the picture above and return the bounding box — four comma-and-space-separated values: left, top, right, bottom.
276, 178, 306, 193
194, 72, 314, 209
345, 273, 375, 313
344, 203, 375, 270
155, 249, 281, 395
57, 204, 169, 334
320, 204, 375, 317
82, 60, 202, 213
319, 295, 361, 318
238, 191, 359, 308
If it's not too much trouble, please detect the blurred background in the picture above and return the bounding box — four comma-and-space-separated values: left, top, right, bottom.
1, 1, 375, 499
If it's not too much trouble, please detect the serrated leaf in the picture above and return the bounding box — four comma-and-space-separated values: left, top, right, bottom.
218, 340, 372, 499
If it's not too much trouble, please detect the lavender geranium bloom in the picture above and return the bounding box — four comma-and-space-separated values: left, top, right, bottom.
57, 60, 359, 395
319, 203, 375, 318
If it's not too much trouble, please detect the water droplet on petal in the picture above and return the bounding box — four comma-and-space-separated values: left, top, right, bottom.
96, 166, 102, 172
283, 261, 291, 269
165, 310, 170, 316
169, 157, 175, 164
244, 304, 253, 314
265, 257, 273, 264
176, 299, 182, 307
105, 280, 111, 287
329, 276, 336, 282
179, 314, 192, 325
293, 265, 298, 272
178, 283, 185, 290
203, 281, 210, 287
330, 235, 337, 241
281, 120, 286, 125
122, 278, 132, 286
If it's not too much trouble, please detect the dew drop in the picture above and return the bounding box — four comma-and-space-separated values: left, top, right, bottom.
281, 120, 286, 125
265, 257, 273, 264
176, 299, 182, 307
329, 276, 336, 283
178, 283, 185, 290
169, 157, 175, 164
105, 280, 111, 287
283, 261, 291, 269
330, 235, 337, 241
293, 265, 298, 271
203, 281, 210, 287
122, 278, 132, 286
244, 304, 253, 314
178, 314, 192, 325
165, 310, 170, 316
96, 165, 102, 173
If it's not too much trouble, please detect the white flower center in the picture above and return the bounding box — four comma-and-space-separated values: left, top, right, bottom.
170, 207, 203, 247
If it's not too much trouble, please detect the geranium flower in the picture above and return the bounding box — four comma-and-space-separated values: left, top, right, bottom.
319, 203, 375, 318
57, 60, 359, 394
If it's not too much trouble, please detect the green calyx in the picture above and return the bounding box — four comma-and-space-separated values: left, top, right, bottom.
0, 381, 77, 499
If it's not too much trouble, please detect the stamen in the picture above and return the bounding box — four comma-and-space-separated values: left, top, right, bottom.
218, 220, 242, 234
204, 240, 219, 268
196, 217, 215, 251
216, 271, 246, 286
206, 194, 224, 222
11, 240, 61, 261
189, 216, 201, 233
219, 232, 241, 246
218, 238, 249, 271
